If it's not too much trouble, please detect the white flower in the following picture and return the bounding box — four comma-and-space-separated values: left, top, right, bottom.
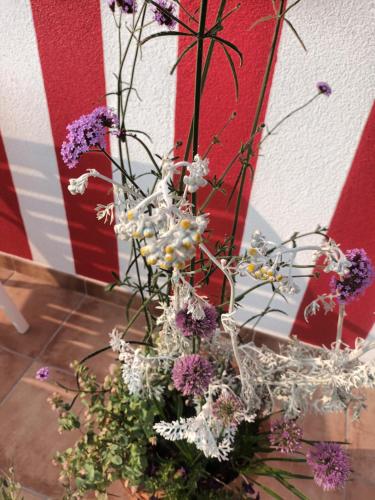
183, 154, 209, 193
108, 327, 124, 352
67, 173, 90, 195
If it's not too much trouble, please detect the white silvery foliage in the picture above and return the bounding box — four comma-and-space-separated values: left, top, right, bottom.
155, 302, 191, 356
239, 337, 375, 419
117, 341, 167, 399
154, 401, 238, 461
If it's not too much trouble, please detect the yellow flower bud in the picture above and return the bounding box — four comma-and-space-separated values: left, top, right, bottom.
180, 219, 191, 230
266, 269, 274, 277
192, 232, 202, 243
127, 210, 134, 221
132, 231, 141, 238
182, 238, 192, 249
140, 246, 150, 256
254, 270, 262, 279
143, 229, 154, 238
276, 274, 283, 282
165, 254, 174, 263
247, 263, 256, 273
174, 261, 185, 270
248, 247, 257, 256
147, 255, 157, 265
165, 245, 174, 254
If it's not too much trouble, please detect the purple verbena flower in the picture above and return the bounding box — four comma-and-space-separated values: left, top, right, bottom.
152, 0, 177, 29
36, 367, 49, 381
175, 304, 218, 340
117, 0, 137, 13
268, 418, 303, 454
307, 442, 350, 492
172, 354, 213, 396
107, 0, 116, 12
61, 106, 119, 169
212, 391, 244, 427
317, 81, 332, 96
330, 248, 373, 304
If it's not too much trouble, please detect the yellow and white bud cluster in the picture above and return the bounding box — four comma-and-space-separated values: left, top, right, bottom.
115, 208, 207, 271
183, 154, 209, 193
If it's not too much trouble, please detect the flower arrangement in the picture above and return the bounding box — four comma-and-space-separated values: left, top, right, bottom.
48, 1, 374, 499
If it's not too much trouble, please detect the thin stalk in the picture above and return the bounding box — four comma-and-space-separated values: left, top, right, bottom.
336, 303, 345, 350
178, 0, 227, 193
189, 0, 209, 294
220, 0, 285, 306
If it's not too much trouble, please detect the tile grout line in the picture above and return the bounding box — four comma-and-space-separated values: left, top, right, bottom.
36, 293, 87, 361
0, 294, 87, 410
21, 484, 49, 499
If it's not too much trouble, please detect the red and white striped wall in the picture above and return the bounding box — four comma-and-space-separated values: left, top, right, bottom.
1, 0, 374, 346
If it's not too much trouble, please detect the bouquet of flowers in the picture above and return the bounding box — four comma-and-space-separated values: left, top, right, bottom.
46, 1, 374, 498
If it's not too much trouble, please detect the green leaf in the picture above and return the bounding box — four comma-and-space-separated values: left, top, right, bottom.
110, 454, 123, 466
284, 18, 307, 52
170, 40, 197, 75
251, 478, 284, 500
209, 35, 243, 65
221, 45, 239, 100
141, 31, 194, 46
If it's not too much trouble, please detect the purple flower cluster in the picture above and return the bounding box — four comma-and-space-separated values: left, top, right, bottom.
317, 81, 332, 96
212, 392, 243, 427
330, 248, 373, 304
268, 418, 303, 454
172, 354, 213, 396
152, 0, 177, 29
61, 106, 119, 169
175, 305, 218, 340
307, 442, 350, 491
107, 0, 137, 13
36, 367, 49, 381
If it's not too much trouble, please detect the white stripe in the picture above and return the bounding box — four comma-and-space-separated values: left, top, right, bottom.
237, 0, 375, 338
100, 1, 179, 280
0, 0, 75, 272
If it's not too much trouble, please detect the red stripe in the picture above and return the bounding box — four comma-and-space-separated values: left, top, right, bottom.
174, 1, 284, 301
0, 133, 32, 259
291, 103, 375, 347
30, 0, 119, 282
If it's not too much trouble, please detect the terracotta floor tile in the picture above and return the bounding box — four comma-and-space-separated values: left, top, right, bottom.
348, 389, 375, 450
20, 487, 47, 499
0, 272, 84, 358
0, 348, 32, 402
0, 266, 13, 282
0, 363, 81, 498
41, 296, 146, 380
300, 411, 346, 443
345, 479, 375, 498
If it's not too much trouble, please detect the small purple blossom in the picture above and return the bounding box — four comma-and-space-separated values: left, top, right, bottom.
317, 81, 332, 96
172, 354, 213, 396
61, 106, 119, 169
107, 0, 115, 12
117, 0, 137, 13
307, 442, 350, 491
212, 391, 244, 427
36, 367, 49, 381
330, 248, 373, 304
175, 305, 218, 340
152, 0, 177, 29
269, 418, 303, 454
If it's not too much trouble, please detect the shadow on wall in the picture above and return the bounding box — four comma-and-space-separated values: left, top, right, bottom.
1, 136, 151, 282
